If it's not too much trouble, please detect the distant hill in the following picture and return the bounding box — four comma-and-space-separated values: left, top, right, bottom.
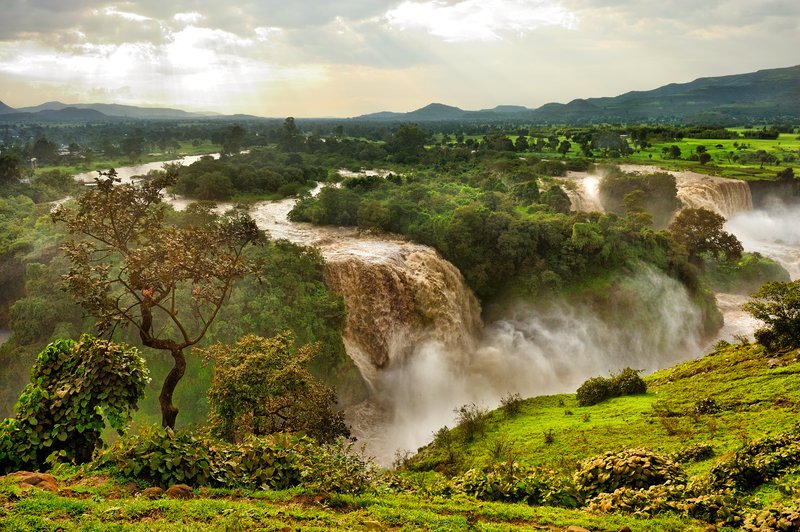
353, 64, 800, 124
0, 100, 14, 114
14, 101, 214, 120
0, 107, 114, 123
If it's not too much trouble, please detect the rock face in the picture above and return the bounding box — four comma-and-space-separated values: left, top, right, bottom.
323, 244, 482, 386
9, 471, 58, 492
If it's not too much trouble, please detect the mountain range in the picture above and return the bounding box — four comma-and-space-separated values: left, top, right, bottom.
1, 64, 798, 124
0, 101, 261, 122
355, 65, 800, 124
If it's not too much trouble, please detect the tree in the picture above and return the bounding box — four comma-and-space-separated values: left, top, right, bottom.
221, 124, 246, 156
557, 140, 572, 157
699, 152, 712, 165
0, 153, 21, 184
280, 117, 302, 152
0, 335, 149, 472
743, 280, 800, 352
200, 333, 349, 443
668, 207, 743, 267
52, 169, 263, 428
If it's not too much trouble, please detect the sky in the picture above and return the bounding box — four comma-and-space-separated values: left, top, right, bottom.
0, 0, 798, 117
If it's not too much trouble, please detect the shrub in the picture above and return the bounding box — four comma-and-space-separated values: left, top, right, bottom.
694, 398, 722, 415
454, 403, 489, 442
670, 443, 715, 464
0, 335, 149, 473
500, 392, 524, 416
744, 504, 800, 531
610, 368, 647, 396
97, 427, 216, 487
576, 368, 647, 407
709, 426, 800, 491
574, 448, 686, 498
453, 465, 578, 507
576, 377, 613, 406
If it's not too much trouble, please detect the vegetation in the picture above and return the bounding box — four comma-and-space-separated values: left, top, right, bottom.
575, 368, 647, 406
743, 280, 800, 352
52, 170, 263, 428
201, 333, 349, 443
0, 335, 148, 473
668, 208, 743, 267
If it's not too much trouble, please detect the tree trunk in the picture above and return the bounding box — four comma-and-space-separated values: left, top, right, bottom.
159, 347, 186, 429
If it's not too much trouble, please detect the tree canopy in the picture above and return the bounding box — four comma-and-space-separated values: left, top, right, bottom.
743, 280, 800, 352
201, 333, 349, 444
668, 207, 743, 266
52, 169, 263, 428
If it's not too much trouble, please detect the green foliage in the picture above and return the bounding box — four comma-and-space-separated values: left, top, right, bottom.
99, 426, 216, 487
500, 393, 523, 416
743, 280, 800, 352
454, 403, 489, 443
669, 207, 743, 265
744, 504, 800, 531
0, 335, 149, 473
453, 465, 578, 507
701, 251, 790, 294
573, 448, 686, 498
576, 368, 647, 406
200, 333, 349, 443
98, 426, 372, 492
669, 443, 715, 464
709, 425, 800, 491
600, 169, 680, 228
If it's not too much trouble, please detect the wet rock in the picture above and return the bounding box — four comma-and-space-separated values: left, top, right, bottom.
142, 487, 165, 499
9, 471, 58, 492
165, 484, 193, 499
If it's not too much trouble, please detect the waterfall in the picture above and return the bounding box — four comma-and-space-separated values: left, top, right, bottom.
565, 175, 604, 212
677, 177, 753, 219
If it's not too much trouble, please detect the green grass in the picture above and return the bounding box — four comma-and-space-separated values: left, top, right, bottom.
0, 475, 708, 531
411, 341, 800, 481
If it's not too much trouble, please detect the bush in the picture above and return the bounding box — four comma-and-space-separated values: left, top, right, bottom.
694, 398, 722, 415
709, 426, 800, 491
611, 367, 647, 396
576, 368, 647, 407
670, 443, 715, 464
574, 448, 685, 498
454, 403, 489, 442
453, 465, 578, 507
576, 377, 613, 406
0, 335, 149, 473
98, 427, 374, 492
500, 392, 524, 416
744, 504, 800, 531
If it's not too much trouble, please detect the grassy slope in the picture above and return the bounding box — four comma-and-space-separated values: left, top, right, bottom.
413, 342, 800, 479
3, 342, 797, 530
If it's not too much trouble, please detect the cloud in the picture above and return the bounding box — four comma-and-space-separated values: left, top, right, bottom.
385, 0, 578, 42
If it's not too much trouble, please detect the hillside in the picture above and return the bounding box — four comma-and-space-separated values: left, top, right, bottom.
354, 64, 800, 124
0, 100, 13, 114
3, 340, 799, 530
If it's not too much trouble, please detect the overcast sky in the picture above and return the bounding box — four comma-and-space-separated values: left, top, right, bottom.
1, 0, 798, 117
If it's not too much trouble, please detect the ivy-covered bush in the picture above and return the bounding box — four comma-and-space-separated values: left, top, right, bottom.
709, 426, 800, 491
453, 465, 578, 507
574, 448, 685, 498
576, 377, 613, 407
98, 427, 374, 493
744, 504, 800, 531
98, 427, 217, 487
589, 484, 743, 527
670, 442, 715, 464
0, 335, 149, 473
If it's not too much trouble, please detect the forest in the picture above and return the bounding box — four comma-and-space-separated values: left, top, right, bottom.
1, 117, 800, 530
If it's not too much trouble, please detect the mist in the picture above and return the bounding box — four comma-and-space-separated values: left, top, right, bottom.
352, 265, 706, 463
725, 199, 800, 280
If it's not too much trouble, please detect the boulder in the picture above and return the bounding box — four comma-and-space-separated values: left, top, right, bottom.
165, 484, 193, 499
9, 471, 58, 492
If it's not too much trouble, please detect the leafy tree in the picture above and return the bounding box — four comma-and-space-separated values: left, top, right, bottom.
668, 208, 743, 267
541, 185, 571, 213
557, 140, 572, 157
0, 153, 21, 184
221, 124, 246, 156
743, 280, 800, 352
699, 152, 712, 165
52, 169, 263, 428
200, 333, 349, 443
386, 124, 428, 162
0, 335, 149, 472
